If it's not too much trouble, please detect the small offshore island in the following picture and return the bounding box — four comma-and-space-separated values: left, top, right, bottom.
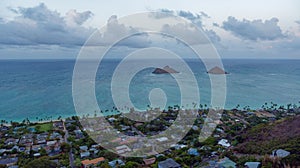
207, 66, 229, 74
0, 103, 299, 167
152, 66, 179, 74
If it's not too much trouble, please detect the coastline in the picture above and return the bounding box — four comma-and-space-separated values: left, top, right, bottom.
1, 101, 299, 124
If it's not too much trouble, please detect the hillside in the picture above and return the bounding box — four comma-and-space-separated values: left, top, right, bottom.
235, 115, 300, 155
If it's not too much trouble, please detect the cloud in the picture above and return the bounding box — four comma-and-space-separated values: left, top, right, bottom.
65, 9, 93, 26
103, 15, 151, 48
213, 22, 219, 27
0, 3, 94, 46
222, 16, 285, 41
199, 11, 210, 18
154, 9, 221, 43
0, 3, 150, 48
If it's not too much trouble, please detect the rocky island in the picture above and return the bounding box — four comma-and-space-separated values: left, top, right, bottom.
207, 66, 229, 74
152, 66, 179, 74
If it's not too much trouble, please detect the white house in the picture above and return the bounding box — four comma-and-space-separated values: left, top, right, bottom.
218, 139, 230, 148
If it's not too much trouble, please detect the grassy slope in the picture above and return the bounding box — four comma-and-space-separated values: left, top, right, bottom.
235, 115, 300, 155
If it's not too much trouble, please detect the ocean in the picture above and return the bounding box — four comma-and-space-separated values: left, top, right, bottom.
0, 59, 300, 122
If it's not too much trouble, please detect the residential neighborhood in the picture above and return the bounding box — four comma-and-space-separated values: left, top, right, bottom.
0, 104, 299, 167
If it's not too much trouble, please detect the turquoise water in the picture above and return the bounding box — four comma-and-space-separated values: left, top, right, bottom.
0, 59, 299, 121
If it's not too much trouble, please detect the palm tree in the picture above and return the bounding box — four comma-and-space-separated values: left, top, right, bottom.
199, 104, 203, 110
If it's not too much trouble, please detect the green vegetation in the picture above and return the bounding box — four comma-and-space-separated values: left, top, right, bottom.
24, 157, 58, 168
35, 123, 53, 132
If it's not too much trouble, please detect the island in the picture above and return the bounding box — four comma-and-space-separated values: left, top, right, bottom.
152, 66, 179, 74
207, 66, 229, 74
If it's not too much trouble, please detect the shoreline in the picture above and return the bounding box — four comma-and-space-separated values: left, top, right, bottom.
1, 101, 299, 125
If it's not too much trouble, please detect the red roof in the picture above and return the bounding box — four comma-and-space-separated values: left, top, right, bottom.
81, 157, 105, 165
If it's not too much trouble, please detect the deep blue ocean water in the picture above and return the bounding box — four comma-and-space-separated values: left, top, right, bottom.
0, 59, 300, 122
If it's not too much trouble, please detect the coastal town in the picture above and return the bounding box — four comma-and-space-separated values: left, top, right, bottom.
0, 103, 299, 168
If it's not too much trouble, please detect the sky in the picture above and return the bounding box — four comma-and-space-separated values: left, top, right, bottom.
0, 0, 300, 59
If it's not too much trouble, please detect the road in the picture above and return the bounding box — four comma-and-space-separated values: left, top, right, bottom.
131, 126, 145, 137
63, 121, 75, 168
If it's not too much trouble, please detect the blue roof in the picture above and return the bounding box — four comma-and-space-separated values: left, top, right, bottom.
0, 157, 18, 165
272, 149, 290, 158
158, 158, 181, 168
188, 148, 199, 156
245, 162, 261, 168
109, 159, 125, 168
218, 157, 236, 168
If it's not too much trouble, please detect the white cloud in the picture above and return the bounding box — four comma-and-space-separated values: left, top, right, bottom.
222, 16, 286, 41
0, 3, 150, 48
0, 3, 94, 46
154, 9, 221, 43
84, 15, 151, 48
65, 9, 93, 26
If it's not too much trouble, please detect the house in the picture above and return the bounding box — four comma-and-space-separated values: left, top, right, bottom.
271, 149, 290, 158
8, 165, 19, 168
245, 162, 261, 168
208, 160, 218, 167
158, 158, 181, 168
0, 149, 6, 154
120, 137, 138, 145
46, 140, 57, 146
81, 157, 105, 168
74, 130, 84, 139
49, 132, 62, 140
79, 146, 89, 151
155, 154, 165, 158
53, 121, 64, 130
80, 151, 91, 158
33, 153, 41, 157
115, 145, 131, 155
156, 137, 168, 142
108, 159, 125, 168
108, 117, 116, 122
218, 139, 230, 148
170, 144, 187, 150
89, 147, 99, 155
5, 138, 18, 145
27, 127, 36, 133
18, 147, 26, 152
216, 128, 224, 133
0, 157, 18, 167
217, 157, 236, 168
91, 144, 100, 148
192, 126, 199, 130
31, 145, 41, 152
36, 132, 48, 144
188, 148, 199, 156
0, 126, 9, 131
143, 157, 156, 165
200, 146, 211, 151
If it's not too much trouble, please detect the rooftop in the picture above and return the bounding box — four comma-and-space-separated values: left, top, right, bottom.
81, 157, 105, 166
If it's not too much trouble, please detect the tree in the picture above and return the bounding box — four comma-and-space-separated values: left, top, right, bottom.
24, 158, 58, 168
99, 161, 110, 168
120, 161, 139, 168
61, 142, 71, 152
74, 158, 82, 167
202, 136, 217, 146
39, 148, 47, 156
